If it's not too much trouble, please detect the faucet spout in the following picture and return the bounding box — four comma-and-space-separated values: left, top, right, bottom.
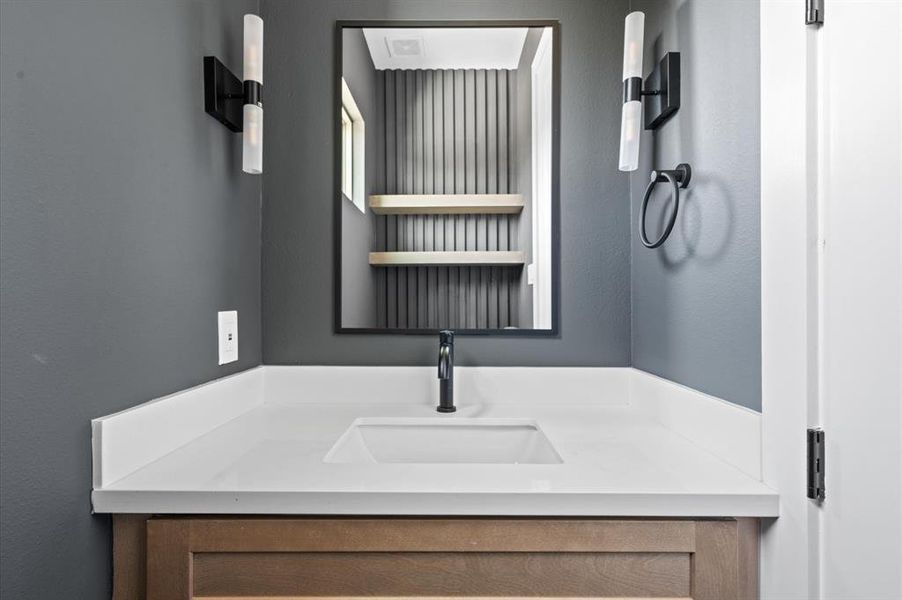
437, 330, 455, 413
438, 346, 451, 379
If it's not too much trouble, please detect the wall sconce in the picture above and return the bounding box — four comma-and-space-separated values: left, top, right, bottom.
204, 14, 263, 174
618, 11, 681, 172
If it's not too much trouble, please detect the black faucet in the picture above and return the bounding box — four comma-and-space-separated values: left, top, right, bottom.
437, 330, 455, 413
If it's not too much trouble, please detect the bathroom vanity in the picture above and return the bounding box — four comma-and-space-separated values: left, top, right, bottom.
116, 516, 759, 599
93, 366, 776, 599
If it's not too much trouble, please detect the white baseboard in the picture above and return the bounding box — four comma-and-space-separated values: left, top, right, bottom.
629, 368, 762, 479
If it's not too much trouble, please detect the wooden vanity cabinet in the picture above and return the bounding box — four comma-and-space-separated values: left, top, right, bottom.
114, 516, 759, 600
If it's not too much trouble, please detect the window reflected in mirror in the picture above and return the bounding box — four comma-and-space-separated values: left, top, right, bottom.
341, 78, 366, 212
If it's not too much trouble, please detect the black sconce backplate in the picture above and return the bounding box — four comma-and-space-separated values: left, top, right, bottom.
643, 52, 680, 130
204, 56, 244, 132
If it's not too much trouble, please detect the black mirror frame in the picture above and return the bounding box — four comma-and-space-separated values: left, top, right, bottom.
334, 19, 561, 337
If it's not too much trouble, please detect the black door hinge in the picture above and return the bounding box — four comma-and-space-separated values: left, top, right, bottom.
807, 428, 826, 501
806, 0, 824, 25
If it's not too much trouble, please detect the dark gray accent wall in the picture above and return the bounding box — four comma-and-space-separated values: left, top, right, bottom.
374, 68, 523, 330
263, 0, 631, 366
341, 28, 379, 328
629, 0, 761, 410
0, 1, 261, 599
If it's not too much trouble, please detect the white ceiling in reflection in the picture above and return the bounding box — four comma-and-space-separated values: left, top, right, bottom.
362, 27, 530, 70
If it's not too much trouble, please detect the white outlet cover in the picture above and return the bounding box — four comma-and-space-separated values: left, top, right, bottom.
217, 310, 238, 365
527, 263, 536, 286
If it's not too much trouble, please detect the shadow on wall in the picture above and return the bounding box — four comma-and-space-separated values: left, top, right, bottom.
657, 176, 735, 270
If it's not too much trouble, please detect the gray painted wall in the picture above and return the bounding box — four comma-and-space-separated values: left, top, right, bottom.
0, 1, 261, 599
373, 68, 523, 330
341, 28, 379, 328
263, 0, 631, 366
629, 0, 761, 410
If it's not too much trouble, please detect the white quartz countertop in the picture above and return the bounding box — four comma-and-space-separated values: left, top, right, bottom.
91, 367, 778, 517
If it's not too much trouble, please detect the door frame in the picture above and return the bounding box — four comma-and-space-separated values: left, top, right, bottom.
760, 1, 902, 597
759, 0, 821, 597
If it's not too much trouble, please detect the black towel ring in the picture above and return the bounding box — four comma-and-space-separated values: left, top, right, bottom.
640, 163, 692, 249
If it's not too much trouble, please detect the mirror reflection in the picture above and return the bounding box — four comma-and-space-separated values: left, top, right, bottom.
338, 24, 557, 333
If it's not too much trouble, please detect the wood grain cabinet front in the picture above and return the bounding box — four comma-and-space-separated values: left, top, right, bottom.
113, 516, 759, 600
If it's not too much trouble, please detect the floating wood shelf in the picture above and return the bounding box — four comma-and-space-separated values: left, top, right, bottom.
369, 194, 524, 215
369, 251, 526, 267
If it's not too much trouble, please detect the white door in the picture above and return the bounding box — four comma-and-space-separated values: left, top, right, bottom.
818, 2, 901, 598
761, 1, 902, 598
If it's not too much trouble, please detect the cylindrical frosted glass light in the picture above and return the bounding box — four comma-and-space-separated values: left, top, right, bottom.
243, 14, 263, 174
618, 100, 641, 171
243, 103, 263, 174
619, 11, 645, 172
244, 14, 263, 84
622, 11, 645, 80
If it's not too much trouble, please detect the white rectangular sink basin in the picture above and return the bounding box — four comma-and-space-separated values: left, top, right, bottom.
324, 418, 563, 465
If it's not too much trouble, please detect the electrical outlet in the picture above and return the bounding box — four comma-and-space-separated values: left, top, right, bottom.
218, 310, 238, 365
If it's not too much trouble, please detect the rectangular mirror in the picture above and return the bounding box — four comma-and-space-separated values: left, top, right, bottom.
336, 21, 559, 334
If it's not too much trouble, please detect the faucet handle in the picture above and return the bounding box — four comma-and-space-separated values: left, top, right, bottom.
439, 330, 454, 345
